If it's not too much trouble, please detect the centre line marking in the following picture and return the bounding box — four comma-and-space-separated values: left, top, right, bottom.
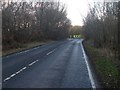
28, 60, 39, 66
3, 59, 39, 82
16, 69, 22, 74
3, 66, 27, 82
10, 74, 16, 78
4, 77, 10, 82
22, 67, 27, 70
46, 49, 56, 55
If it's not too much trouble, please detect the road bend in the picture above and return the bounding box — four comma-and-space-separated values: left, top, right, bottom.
2, 39, 96, 88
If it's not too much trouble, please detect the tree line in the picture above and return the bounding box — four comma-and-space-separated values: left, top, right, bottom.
82, 1, 120, 67
83, 2, 120, 60
69, 26, 81, 36
2, 1, 71, 50
82, 1, 120, 88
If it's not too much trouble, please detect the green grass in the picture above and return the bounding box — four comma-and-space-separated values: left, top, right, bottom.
83, 41, 120, 88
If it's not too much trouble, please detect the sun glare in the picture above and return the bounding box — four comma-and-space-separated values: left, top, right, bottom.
60, 0, 94, 26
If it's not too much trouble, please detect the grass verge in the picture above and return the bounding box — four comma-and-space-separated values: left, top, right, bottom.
83, 40, 120, 88
2, 40, 53, 56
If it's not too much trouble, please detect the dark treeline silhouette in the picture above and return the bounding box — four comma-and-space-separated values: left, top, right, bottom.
2, 1, 71, 50
69, 26, 82, 36
83, 1, 120, 62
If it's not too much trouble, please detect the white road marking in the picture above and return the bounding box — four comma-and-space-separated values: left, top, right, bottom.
4, 54, 40, 83
5, 47, 36, 58
3, 59, 40, 82
28, 60, 39, 66
24, 51, 27, 53
46, 49, 56, 55
10, 74, 16, 78
22, 67, 27, 70
3, 66, 27, 82
34, 47, 39, 49
16, 69, 23, 74
19, 52, 23, 54
81, 40, 96, 89
4, 44, 43, 59
23, 50, 30, 53
4, 77, 11, 82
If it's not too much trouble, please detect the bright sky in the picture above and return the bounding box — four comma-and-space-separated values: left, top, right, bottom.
5, 0, 118, 26
5, 0, 95, 26
60, 0, 94, 26
61, 0, 118, 26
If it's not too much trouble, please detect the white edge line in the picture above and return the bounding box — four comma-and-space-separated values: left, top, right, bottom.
5, 46, 41, 58
81, 40, 96, 89
5, 49, 32, 58
34, 47, 39, 49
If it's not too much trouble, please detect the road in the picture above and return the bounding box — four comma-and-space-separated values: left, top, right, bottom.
2, 39, 96, 88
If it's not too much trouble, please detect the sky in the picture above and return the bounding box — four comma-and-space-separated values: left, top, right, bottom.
61, 0, 118, 26
4, 0, 96, 26
4, 0, 118, 26
60, 0, 94, 26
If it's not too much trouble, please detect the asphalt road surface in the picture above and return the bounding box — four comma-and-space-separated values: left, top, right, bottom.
2, 39, 96, 88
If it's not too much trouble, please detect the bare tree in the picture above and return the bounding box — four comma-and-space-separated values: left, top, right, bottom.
2, 1, 71, 50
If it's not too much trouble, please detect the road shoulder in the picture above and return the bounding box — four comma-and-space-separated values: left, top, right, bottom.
2, 40, 53, 57
82, 40, 102, 88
